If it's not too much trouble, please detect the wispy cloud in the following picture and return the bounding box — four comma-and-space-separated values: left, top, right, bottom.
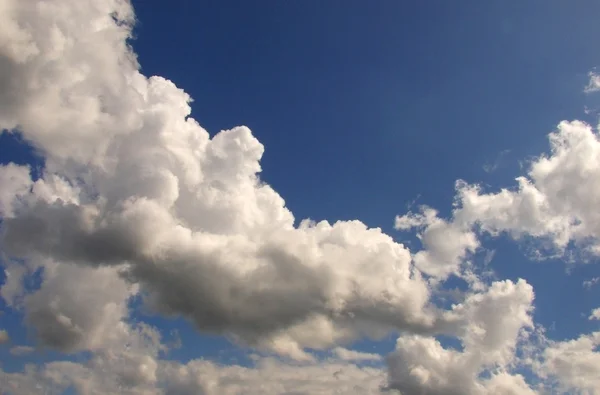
583, 277, 600, 289
584, 70, 600, 93
9, 346, 35, 356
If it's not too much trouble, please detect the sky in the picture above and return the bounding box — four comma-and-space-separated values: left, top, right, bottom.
1, 0, 600, 394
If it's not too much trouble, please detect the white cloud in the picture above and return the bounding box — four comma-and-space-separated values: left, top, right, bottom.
160, 357, 386, 395
2, 0, 600, 394
10, 345, 35, 356
0, 163, 32, 217
387, 279, 536, 395
0, 320, 164, 395
535, 331, 600, 394
589, 308, 600, 321
23, 262, 136, 352
332, 347, 382, 362
453, 121, 600, 257
395, 207, 479, 279
0, 329, 386, 395
584, 276, 600, 289
394, 121, 600, 275
585, 71, 600, 93
0, 0, 451, 362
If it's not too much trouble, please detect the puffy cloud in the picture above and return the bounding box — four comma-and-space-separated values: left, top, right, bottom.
482, 373, 538, 395
442, 279, 534, 365
0, 322, 163, 395
395, 207, 479, 279
0, 330, 385, 395
535, 331, 600, 394
387, 335, 538, 395
0, 0, 443, 361
1, 0, 599, 394
387, 279, 536, 395
394, 121, 600, 268
0, 0, 138, 165
0, 163, 32, 217
589, 308, 600, 321
160, 357, 385, 395
454, 121, 600, 257
23, 262, 135, 352
397, 120, 600, 271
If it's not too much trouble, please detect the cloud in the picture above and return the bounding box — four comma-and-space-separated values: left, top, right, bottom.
483, 149, 511, 173
583, 276, 600, 289
0, 0, 453, 362
394, 121, 600, 283
395, 207, 479, 279
589, 308, 600, 321
9, 345, 35, 356
0, 320, 164, 395
0, 355, 387, 395
535, 331, 600, 394
585, 71, 600, 93
332, 347, 382, 362
1, 0, 600, 394
386, 279, 536, 395
160, 357, 386, 395
454, 121, 600, 257
0, 321, 385, 395
0, 329, 8, 344
23, 262, 136, 352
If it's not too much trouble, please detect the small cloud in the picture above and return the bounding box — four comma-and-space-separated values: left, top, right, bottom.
0, 330, 9, 344
483, 249, 496, 266
583, 277, 600, 289
10, 345, 35, 356
588, 307, 600, 320
332, 347, 382, 362
584, 71, 600, 93
483, 149, 511, 173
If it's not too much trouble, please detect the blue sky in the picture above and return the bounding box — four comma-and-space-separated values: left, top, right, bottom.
1, 1, 600, 394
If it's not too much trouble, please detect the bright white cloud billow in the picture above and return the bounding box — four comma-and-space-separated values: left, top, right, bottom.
0, 0, 599, 394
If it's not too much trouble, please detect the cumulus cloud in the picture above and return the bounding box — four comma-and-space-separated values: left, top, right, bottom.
0, 354, 387, 395
386, 279, 536, 395
2, 0, 600, 394
589, 308, 600, 321
23, 263, 135, 352
0, 320, 385, 395
160, 357, 386, 395
455, 121, 600, 257
0, 320, 164, 395
399, 120, 600, 269
534, 331, 600, 394
395, 207, 479, 279
0, 0, 442, 361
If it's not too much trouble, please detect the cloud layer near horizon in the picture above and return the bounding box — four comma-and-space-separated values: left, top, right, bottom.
0, 0, 599, 394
